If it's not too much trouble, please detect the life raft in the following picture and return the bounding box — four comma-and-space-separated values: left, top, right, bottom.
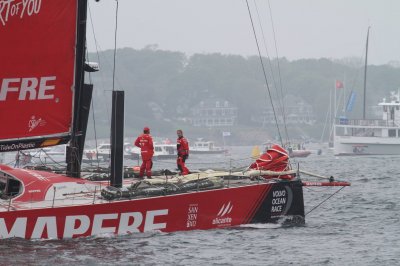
249, 144, 293, 179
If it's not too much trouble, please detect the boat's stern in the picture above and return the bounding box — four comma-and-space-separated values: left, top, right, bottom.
250, 179, 305, 225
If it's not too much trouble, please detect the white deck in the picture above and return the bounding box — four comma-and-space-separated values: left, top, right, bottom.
0, 176, 273, 212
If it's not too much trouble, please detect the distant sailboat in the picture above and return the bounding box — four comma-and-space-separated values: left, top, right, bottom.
333, 28, 400, 155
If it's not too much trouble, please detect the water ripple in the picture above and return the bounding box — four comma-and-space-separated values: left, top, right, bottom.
1, 150, 399, 265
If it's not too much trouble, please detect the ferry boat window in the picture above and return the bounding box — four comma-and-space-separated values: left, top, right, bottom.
166, 146, 174, 154
388, 129, 396, 137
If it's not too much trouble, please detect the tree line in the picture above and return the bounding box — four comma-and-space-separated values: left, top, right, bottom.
86, 47, 400, 142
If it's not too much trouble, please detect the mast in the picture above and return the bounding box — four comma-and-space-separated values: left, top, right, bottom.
363, 27, 370, 120
66, 0, 91, 178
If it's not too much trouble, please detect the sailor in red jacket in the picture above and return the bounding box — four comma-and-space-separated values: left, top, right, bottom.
134, 127, 154, 179
176, 129, 190, 175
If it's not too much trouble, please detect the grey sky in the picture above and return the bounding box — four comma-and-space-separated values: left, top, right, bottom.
87, 0, 400, 65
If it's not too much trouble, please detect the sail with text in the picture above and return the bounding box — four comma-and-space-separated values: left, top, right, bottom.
0, 1, 78, 152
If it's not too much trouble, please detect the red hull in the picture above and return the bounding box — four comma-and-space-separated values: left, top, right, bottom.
0, 181, 304, 239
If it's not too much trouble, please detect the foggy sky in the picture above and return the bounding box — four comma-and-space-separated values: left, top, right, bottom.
86, 0, 400, 65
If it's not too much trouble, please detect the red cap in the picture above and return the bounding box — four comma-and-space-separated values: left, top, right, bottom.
144, 127, 150, 131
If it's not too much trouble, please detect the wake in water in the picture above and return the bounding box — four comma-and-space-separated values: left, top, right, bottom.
239, 223, 282, 229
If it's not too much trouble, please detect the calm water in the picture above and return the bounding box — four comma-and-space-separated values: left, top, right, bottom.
1, 147, 399, 265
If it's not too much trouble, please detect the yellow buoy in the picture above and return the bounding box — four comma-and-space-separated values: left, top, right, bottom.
251, 145, 261, 159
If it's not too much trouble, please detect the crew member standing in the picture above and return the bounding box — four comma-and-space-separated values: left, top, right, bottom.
134, 127, 154, 179
176, 129, 190, 175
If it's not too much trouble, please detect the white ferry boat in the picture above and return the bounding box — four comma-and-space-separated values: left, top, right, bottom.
190, 139, 227, 154
128, 142, 177, 160
334, 91, 400, 155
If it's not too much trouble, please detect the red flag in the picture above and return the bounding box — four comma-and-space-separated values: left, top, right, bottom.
336, 80, 344, 89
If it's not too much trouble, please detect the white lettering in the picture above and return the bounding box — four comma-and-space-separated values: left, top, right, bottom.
0, 1, 9, 25
144, 209, 168, 231
186, 204, 198, 228
0, 76, 56, 101
271, 206, 282, 212
19, 77, 38, 100
188, 214, 197, 220
273, 190, 286, 197
271, 189, 287, 214
272, 198, 286, 205
188, 206, 198, 213
0, 78, 19, 100
38, 76, 55, 100
0, 209, 170, 239
27, 0, 35, 16
0, 217, 27, 238
187, 220, 196, 227
0, 0, 42, 27
0, 142, 36, 152
34, 0, 41, 13
31, 216, 57, 239
10, 2, 18, 16
212, 217, 232, 225
21, 169, 48, 181
118, 212, 143, 234
91, 213, 118, 235
63, 215, 90, 238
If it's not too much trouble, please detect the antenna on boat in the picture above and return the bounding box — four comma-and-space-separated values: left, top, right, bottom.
362, 26, 370, 120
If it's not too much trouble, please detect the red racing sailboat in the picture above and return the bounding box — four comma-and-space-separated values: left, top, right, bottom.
0, 0, 349, 239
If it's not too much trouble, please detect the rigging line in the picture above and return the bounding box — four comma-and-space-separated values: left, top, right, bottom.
337, 40, 366, 124
267, 0, 290, 145
253, 0, 282, 133
363, 26, 370, 120
245, 0, 283, 146
90, 99, 100, 167
305, 186, 346, 216
253, 0, 289, 145
112, 0, 119, 92
85, 49, 100, 168
111, 0, 119, 180
88, 2, 122, 127
253, 1, 278, 101
320, 104, 330, 143
254, 0, 288, 143
87, 4, 111, 130
253, 0, 285, 139
320, 86, 331, 143
87, 3, 101, 168
88, 3, 101, 67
